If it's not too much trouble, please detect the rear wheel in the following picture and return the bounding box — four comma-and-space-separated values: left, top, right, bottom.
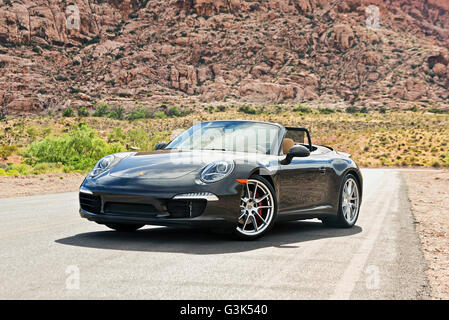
322, 173, 360, 228
105, 223, 144, 232
233, 175, 277, 240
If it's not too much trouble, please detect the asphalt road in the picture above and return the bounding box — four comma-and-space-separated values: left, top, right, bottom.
0, 169, 430, 299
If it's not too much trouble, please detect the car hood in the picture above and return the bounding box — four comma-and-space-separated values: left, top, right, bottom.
108, 149, 270, 180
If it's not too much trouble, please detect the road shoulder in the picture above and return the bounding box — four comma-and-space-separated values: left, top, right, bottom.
402, 169, 449, 299
0, 173, 84, 199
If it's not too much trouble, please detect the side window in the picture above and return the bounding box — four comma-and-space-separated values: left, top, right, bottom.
284, 129, 316, 153
285, 130, 306, 145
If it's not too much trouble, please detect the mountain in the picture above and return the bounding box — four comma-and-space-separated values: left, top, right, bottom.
1, 0, 449, 115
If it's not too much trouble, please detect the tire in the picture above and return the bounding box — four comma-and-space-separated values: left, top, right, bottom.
105, 223, 144, 232
233, 175, 277, 240
321, 173, 361, 228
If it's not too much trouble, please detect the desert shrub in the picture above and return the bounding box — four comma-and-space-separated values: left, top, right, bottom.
108, 106, 125, 120
318, 108, 335, 114
0, 144, 17, 159
78, 106, 89, 117
62, 108, 75, 117
165, 106, 182, 117
428, 108, 448, 114
8, 163, 30, 175
0, 164, 31, 176
127, 107, 150, 120
238, 105, 258, 114
293, 105, 313, 113
24, 124, 124, 171
153, 111, 167, 119
346, 106, 360, 113
107, 128, 127, 143
125, 129, 171, 151
93, 104, 110, 117
217, 105, 226, 112
118, 91, 130, 97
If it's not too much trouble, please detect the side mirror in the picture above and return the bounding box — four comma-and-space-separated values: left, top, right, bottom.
281, 145, 310, 165
155, 142, 167, 150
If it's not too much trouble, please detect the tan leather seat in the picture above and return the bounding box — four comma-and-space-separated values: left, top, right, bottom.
282, 138, 294, 154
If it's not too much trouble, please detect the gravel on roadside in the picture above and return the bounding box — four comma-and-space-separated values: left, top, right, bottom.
402, 169, 449, 300
0, 173, 85, 198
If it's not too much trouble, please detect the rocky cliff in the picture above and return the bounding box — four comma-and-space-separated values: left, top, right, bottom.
1, 0, 449, 115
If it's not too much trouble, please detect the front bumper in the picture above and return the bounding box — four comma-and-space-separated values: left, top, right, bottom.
80, 208, 235, 228
79, 180, 243, 229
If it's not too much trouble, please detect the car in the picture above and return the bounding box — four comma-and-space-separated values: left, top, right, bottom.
79, 120, 363, 240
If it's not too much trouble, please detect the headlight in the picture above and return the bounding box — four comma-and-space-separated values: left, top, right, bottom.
89, 155, 116, 177
200, 160, 234, 183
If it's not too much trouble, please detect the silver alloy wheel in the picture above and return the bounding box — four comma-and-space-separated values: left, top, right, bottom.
236, 179, 275, 236
342, 178, 360, 224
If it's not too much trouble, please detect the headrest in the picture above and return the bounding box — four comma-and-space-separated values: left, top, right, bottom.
283, 138, 294, 154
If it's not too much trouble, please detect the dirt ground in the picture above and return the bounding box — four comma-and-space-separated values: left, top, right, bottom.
402, 169, 449, 300
0, 173, 85, 198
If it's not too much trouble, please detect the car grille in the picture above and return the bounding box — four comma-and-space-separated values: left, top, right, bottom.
79, 193, 101, 214
103, 202, 158, 217
166, 199, 206, 218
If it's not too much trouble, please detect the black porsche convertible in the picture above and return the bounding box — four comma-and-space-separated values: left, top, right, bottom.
79, 120, 363, 240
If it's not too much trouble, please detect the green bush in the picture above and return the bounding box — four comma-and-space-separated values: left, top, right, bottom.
24, 124, 124, 171
108, 106, 125, 120
0, 164, 31, 176
346, 106, 360, 114
238, 105, 259, 114
93, 104, 109, 117
293, 105, 313, 113
153, 111, 167, 119
360, 106, 369, 114
318, 108, 335, 114
63, 108, 75, 117
78, 106, 89, 117
127, 107, 150, 120
0, 144, 17, 159
107, 128, 127, 143
428, 108, 449, 114
165, 106, 181, 117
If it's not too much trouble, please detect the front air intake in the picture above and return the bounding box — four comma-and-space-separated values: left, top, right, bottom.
79, 193, 101, 214
166, 199, 207, 218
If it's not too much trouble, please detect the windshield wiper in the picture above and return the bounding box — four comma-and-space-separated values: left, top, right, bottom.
202, 148, 226, 151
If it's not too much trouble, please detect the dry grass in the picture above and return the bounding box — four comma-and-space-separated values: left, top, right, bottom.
0, 108, 448, 174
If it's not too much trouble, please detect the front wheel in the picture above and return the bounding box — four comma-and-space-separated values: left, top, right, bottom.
233, 175, 277, 240
105, 223, 144, 232
322, 173, 361, 228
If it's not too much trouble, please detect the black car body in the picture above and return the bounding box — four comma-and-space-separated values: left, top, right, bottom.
79, 120, 363, 239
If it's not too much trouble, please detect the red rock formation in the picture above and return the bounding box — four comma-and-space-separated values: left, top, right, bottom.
0, 0, 449, 114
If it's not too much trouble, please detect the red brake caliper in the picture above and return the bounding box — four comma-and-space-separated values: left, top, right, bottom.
255, 191, 263, 218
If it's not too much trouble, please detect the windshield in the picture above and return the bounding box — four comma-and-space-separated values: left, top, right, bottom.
166, 121, 281, 155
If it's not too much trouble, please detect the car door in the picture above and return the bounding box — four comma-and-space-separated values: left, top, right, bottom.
277, 152, 331, 215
